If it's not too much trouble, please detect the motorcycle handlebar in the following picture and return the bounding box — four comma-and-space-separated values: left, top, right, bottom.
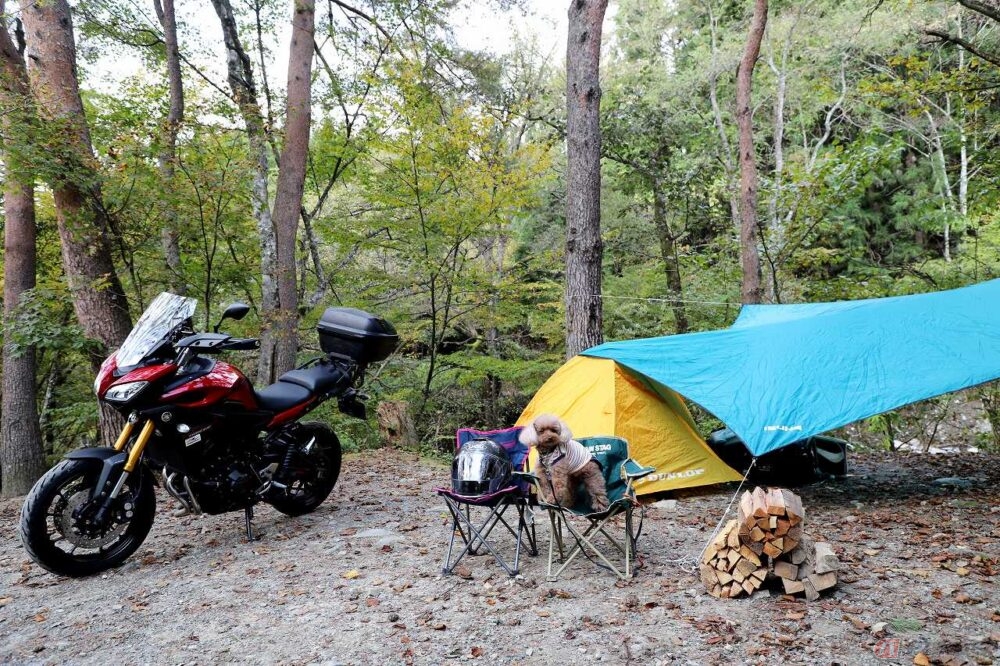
224, 338, 260, 351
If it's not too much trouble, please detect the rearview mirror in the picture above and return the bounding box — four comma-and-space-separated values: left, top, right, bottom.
214, 303, 251, 332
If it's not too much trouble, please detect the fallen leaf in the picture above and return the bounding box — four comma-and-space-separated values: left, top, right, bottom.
453, 565, 472, 579
471, 646, 483, 658
33, 613, 46, 623
956, 567, 970, 576
864, 549, 881, 556
536, 610, 551, 618
913, 653, 931, 666
843, 614, 867, 630
366, 598, 379, 607
343, 570, 361, 579
954, 592, 973, 604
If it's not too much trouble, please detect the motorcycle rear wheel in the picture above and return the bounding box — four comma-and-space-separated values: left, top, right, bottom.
267, 422, 342, 517
20, 459, 156, 577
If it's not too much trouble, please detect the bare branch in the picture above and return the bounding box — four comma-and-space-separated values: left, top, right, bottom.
925, 28, 1000, 69
328, 0, 391, 41
958, 0, 1000, 23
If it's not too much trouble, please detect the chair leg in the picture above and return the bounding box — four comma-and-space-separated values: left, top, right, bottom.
625, 510, 633, 578
442, 500, 463, 574
547, 511, 566, 579
440, 497, 530, 577
547, 512, 635, 580
518, 503, 539, 557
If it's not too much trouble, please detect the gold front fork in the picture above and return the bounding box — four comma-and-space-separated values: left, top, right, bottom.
112, 420, 136, 452
122, 420, 156, 473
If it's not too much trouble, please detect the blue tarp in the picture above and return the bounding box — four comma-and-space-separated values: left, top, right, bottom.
584, 279, 1000, 457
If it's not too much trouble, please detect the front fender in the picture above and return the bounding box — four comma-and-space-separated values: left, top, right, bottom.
66, 447, 128, 499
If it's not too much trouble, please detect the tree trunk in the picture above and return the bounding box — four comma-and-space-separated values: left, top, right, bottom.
376, 401, 418, 449
0, 18, 46, 495
707, 3, 741, 232
22, 0, 133, 446
271, 0, 315, 376
652, 181, 689, 334
735, 0, 767, 305
564, 0, 608, 358
210, 0, 280, 383
153, 0, 185, 293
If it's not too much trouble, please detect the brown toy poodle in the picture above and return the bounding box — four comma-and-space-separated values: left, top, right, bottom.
519, 414, 609, 513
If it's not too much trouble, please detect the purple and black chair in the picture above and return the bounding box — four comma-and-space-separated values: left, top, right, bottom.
435, 427, 538, 576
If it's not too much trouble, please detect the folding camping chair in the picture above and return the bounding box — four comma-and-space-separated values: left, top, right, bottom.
532, 436, 654, 580
436, 427, 538, 577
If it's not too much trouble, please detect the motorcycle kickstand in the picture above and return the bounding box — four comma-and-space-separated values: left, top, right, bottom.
244, 506, 261, 541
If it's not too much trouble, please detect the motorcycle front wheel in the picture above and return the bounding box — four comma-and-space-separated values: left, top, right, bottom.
20, 459, 156, 577
266, 422, 342, 517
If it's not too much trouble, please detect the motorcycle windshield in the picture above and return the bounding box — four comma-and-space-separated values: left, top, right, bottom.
115, 292, 198, 368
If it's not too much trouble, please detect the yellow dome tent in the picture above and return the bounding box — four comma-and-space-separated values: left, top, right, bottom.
517, 356, 741, 495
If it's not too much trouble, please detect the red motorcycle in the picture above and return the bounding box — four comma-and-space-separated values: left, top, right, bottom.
20, 293, 397, 577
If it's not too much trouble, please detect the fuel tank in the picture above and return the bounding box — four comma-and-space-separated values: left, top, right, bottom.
160, 361, 258, 410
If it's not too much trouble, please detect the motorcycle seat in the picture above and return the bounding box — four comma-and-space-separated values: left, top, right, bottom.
277, 363, 349, 394
254, 381, 313, 412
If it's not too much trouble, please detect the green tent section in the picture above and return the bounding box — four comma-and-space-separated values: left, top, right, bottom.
517, 356, 742, 495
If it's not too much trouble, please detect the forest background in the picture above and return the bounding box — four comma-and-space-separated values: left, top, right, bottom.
3, 0, 1000, 496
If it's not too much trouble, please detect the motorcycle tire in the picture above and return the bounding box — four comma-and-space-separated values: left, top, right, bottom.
20, 459, 156, 577
267, 422, 342, 517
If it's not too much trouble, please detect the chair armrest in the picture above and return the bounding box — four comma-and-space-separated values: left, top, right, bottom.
623, 459, 655, 480
512, 471, 540, 495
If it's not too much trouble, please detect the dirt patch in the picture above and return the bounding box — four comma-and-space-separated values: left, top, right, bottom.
1, 450, 999, 665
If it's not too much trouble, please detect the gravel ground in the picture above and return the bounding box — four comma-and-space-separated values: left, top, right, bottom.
1, 448, 999, 665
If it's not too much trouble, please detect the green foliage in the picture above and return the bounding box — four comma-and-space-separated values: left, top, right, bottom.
7, 0, 1000, 459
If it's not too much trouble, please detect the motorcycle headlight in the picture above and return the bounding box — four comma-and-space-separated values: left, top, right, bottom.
105, 381, 149, 403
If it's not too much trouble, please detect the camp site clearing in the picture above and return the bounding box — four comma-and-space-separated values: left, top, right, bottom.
1, 448, 998, 665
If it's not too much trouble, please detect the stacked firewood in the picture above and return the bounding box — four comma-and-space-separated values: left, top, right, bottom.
699, 487, 840, 600
699, 519, 768, 598
738, 487, 803, 557
773, 536, 841, 600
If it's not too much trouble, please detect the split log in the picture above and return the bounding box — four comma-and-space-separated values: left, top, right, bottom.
737, 487, 804, 559
699, 519, 768, 599
772, 560, 798, 580
814, 542, 840, 574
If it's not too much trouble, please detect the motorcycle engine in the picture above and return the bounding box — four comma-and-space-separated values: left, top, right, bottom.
187, 461, 258, 514
162, 433, 261, 515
